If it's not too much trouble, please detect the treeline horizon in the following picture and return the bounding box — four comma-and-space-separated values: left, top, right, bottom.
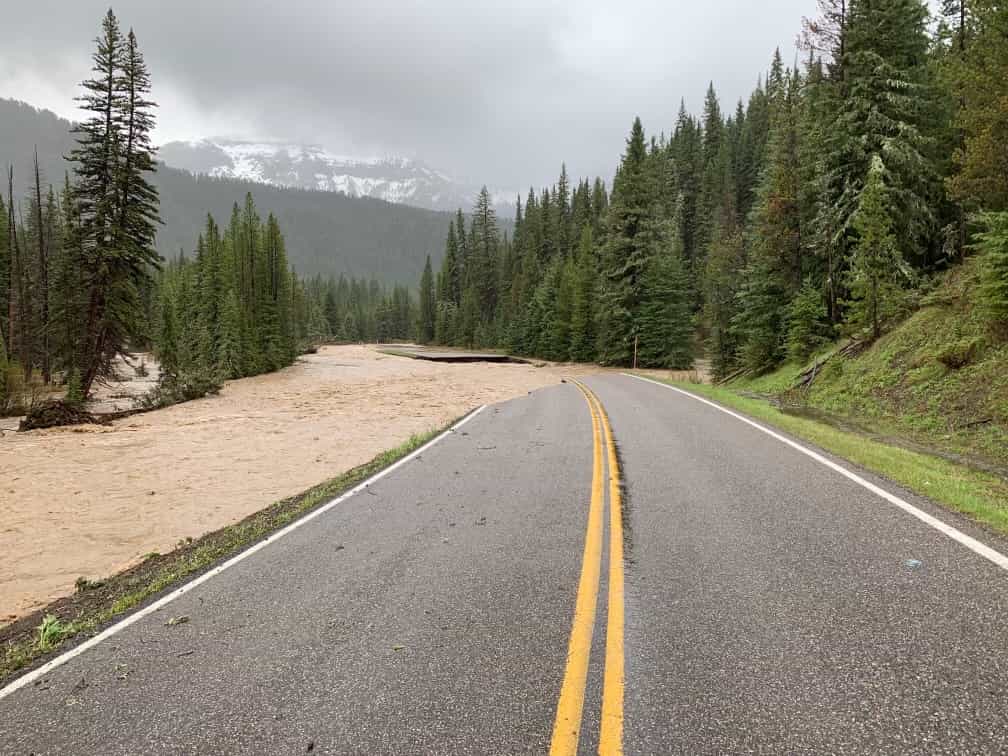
417, 0, 1008, 376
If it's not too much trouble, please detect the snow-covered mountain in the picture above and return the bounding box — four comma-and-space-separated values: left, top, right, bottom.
158, 139, 512, 214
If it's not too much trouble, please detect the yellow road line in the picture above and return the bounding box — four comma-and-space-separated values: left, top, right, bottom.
550, 379, 606, 756
551, 379, 626, 755
591, 387, 625, 756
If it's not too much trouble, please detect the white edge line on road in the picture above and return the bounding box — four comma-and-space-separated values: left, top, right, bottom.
623, 373, 1008, 572
0, 405, 488, 701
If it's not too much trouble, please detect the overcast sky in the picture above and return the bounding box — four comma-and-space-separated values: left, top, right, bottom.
2, 1, 825, 189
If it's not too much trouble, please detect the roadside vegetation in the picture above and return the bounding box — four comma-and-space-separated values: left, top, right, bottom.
0, 424, 449, 685
726, 258, 1008, 468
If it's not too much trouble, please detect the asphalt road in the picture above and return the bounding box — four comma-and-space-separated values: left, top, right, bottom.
2, 373, 1007, 754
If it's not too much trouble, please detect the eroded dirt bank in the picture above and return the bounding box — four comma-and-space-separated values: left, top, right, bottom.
1, 346, 613, 624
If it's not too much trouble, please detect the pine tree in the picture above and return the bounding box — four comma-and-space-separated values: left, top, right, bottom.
52, 174, 85, 377
696, 84, 727, 256
976, 212, 1008, 323
735, 66, 806, 374
418, 254, 435, 344
672, 103, 702, 269
733, 258, 787, 374
467, 188, 497, 325
438, 221, 461, 306
70, 11, 161, 395
703, 231, 745, 379
847, 156, 905, 339
7, 169, 29, 378
948, 2, 1008, 210
196, 217, 223, 368
157, 275, 179, 377
569, 226, 597, 363
787, 278, 832, 361
116, 28, 160, 269
457, 285, 478, 348
813, 0, 938, 322
217, 287, 243, 379
598, 117, 652, 365
455, 208, 468, 285
548, 256, 574, 361
31, 151, 51, 383
637, 234, 694, 369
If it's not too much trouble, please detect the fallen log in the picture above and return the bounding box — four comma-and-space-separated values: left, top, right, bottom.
18, 400, 110, 431
715, 366, 748, 385
792, 339, 865, 390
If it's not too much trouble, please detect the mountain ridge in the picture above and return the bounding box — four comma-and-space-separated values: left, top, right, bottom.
158, 138, 515, 214
0, 98, 453, 284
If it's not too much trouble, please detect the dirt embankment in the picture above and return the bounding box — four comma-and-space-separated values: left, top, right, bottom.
1, 345, 618, 624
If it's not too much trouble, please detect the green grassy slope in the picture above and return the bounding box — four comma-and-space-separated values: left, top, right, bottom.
729, 258, 1008, 470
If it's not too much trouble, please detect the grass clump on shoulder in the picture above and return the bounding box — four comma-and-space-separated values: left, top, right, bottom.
0, 421, 452, 686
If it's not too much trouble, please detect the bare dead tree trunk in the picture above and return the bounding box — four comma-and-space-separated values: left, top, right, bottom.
960, 1, 966, 54
8, 167, 32, 381
6, 167, 16, 362
34, 149, 50, 384
15, 202, 30, 382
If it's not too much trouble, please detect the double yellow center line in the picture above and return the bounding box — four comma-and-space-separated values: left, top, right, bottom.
550, 379, 625, 755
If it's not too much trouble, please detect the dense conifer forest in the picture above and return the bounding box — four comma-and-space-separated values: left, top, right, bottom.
417, 0, 1008, 376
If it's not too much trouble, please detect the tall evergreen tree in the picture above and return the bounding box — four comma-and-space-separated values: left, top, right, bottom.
948, 1, 1008, 210
787, 277, 833, 361
637, 231, 694, 369
976, 212, 1008, 323
470, 187, 499, 328
569, 226, 597, 363
813, 0, 938, 326
598, 117, 652, 365
70, 11, 161, 395
847, 156, 905, 339
418, 254, 435, 344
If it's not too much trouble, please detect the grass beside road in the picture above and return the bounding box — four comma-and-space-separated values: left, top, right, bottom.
639, 377, 1008, 538
1, 421, 458, 687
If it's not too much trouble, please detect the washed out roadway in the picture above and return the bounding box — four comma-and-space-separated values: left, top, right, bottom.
1, 373, 1007, 753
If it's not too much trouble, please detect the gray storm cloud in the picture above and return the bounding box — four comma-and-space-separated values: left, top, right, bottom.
1, 0, 818, 189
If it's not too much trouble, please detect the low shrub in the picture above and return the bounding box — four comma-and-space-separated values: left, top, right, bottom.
64, 368, 85, 407
135, 370, 222, 411
935, 337, 984, 370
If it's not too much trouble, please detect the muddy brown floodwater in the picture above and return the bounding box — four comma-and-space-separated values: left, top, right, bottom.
1, 345, 675, 624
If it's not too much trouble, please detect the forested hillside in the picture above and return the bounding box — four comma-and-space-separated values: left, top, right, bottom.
418, 0, 1008, 381
0, 98, 450, 284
